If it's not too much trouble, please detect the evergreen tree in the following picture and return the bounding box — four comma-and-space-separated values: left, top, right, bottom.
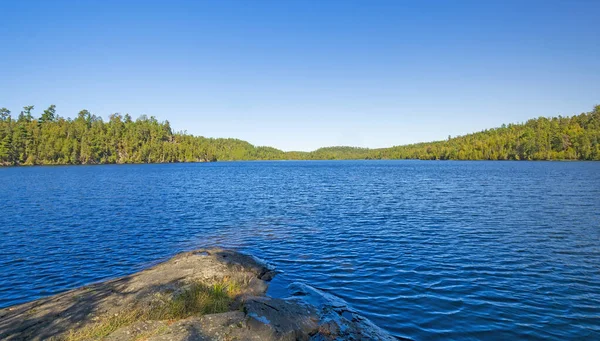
0, 104, 599, 166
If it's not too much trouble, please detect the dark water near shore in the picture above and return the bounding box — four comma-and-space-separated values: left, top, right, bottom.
1, 161, 600, 340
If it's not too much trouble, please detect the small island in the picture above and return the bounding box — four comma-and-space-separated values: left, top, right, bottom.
0, 249, 397, 341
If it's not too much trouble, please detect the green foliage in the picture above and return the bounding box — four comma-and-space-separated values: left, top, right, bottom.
0, 108, 10, 121
0, 106, 287, 166
289, 106, 600, 161
63, 278, 240, 341
148, 281, 233, 319
39, 104, 57, 124
374, 106, 600, 161
1, 105, 599, 166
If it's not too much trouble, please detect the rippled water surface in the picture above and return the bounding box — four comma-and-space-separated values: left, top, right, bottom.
1, 161, 600, 340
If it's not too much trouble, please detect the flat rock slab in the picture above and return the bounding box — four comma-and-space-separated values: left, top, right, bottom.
244, 297, 320, 340
106, 312, 261, 341
0, 248, 272, 341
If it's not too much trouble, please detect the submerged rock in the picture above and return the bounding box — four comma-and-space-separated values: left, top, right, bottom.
288, 283, 399, 341
0, 248, 398, 341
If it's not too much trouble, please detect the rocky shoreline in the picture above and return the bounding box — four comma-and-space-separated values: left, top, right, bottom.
0, 248, 398, 341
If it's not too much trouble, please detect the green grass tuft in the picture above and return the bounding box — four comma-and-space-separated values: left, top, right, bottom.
63, 277, 243, 341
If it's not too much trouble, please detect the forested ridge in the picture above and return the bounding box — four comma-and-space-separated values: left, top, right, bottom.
1, 105, 599, 166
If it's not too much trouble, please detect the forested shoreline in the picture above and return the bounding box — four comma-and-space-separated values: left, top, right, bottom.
1, 105, 599, 166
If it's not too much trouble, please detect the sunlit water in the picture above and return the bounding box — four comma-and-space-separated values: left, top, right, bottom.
1, 161, 599, 340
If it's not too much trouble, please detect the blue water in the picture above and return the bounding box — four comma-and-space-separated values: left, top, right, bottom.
1, 161, 599, 340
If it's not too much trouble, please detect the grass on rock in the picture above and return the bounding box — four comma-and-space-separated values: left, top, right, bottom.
63, 277, 243, 341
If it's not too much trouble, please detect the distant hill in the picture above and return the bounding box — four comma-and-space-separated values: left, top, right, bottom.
289, 106, 600, 161
1, 105, 599, 166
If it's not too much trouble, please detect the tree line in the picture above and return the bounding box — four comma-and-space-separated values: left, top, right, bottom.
0, 105, 286, 165
1, 105, 599, 166
295, 105, 600, 161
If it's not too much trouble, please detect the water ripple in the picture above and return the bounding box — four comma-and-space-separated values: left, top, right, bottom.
1, 161, 599, 340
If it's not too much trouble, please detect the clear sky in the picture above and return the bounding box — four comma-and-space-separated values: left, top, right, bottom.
1, 0, 598, 151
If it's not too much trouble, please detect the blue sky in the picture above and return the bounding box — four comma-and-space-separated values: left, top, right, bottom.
1, 0, 598, 151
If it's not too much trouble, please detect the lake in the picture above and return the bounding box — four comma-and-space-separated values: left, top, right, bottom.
1, 161, 599, 340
